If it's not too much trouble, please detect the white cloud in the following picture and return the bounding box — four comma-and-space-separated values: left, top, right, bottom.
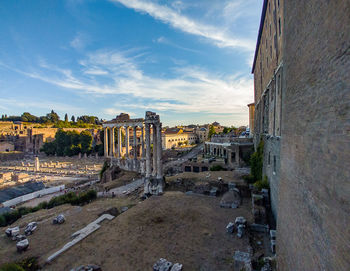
4, 49, 253, 122
155, 36, 202, 54
103, 108, 136, 117
70, 32, 88, 50
110, 0, 254, 51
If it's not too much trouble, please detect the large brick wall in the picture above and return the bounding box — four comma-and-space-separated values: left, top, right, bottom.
277, 1, 350, 270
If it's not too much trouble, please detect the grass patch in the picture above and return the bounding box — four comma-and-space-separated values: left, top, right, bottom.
0, 190, 97, 227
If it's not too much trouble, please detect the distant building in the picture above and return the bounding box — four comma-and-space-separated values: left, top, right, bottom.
247, 103, 255, 135
195, 125, 209, 142
162, 128, 197, 149
211, 122, 224, 134
204, 137, 253, 169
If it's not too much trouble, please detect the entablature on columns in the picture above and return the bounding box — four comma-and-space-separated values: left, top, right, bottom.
102, 120, 144, 128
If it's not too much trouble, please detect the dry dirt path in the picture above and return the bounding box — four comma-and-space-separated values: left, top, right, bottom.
97, 178, 143, 197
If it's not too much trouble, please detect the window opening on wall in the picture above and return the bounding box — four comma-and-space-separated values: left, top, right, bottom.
279, 18, 281, 36
273, 155, 277, 174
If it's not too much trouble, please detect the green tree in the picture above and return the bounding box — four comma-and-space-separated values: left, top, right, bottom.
21, 112, 38, 122
46, 110, 60, 123
250, 140, 264, 182
40, 141, 56, 155
71, 115, 75, 122
208, 125, 216, 138
80, 130, 93, 153
64, 113, 68, 122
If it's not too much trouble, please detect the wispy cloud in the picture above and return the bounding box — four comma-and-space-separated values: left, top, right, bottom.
155, 36, 202, 54
5, 49, 253, 119
110, 0, 254, 51
70, 32, 88, 50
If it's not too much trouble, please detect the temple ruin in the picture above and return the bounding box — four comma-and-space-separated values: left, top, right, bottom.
102, 111, 163, 195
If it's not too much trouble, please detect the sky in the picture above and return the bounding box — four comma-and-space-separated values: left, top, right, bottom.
0, 0, 262, 127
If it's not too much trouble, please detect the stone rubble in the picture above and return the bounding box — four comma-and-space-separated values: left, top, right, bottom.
153, 258, 183, 271
70, 264, 102, 271
16, 238, 29, 252
24, 221, 37, 235
226, 222, 235, 234
53, 214, 65, 224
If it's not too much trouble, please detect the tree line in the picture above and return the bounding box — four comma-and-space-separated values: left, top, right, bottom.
0, 110, 101, 128
41, 129, 94, 156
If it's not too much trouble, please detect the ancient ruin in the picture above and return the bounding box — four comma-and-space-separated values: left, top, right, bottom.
102, 111, 164, 195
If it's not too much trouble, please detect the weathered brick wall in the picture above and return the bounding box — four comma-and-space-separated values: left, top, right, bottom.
277, 1, 350, 270
253, 0, 284, 105
262, 135, 281, 219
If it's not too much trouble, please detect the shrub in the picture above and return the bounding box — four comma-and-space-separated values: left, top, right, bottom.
242, 174, 255, 184
0, 263, 25, 271
210, 165, 226, 171
0, 215, 6, 227
254, 176, 269, 190
250, 140, 264, 182
100, 160, 109, 179
0, 190, 97, 226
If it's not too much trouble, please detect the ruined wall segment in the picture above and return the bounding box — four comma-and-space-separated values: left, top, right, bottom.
277, 1, 350, 270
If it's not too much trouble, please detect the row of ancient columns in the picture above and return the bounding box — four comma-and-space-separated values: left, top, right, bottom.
104, 126, 145, 159
145, 122, 163, 179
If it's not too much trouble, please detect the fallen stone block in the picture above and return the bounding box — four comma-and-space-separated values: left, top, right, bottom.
5, 226, 19, 239
237, 224, 246, 238
235, 216, 247, 226
16, 234, 27, 242
153, 258, 174, 271
70, 264, 102, 271
226, 222, 235, 234
53, 214, 65, 224
170, 263, 183, 271
25, 222, 37, 235
47, 214, 115, 263
16, 238, 29, 252
121, 206, 129, 213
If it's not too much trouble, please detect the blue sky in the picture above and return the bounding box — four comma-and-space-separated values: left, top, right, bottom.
0, 0, 262, 127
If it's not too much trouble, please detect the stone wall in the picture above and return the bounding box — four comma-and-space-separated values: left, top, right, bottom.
277, 1, 350, 270
262, 135, 280, 219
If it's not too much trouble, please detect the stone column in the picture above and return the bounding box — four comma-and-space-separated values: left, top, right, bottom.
117, 126, 122, 158
145, 123, 151, 178
125, 126, 129, 158
152, 124, 157, 177
104, 127, 108, 157
156, 123, 163, 179
109, 128, 114, 157
133, 126, 137, 159
111, 127, 115, 157
141, 126, 145, 158
235, 145, 240, 167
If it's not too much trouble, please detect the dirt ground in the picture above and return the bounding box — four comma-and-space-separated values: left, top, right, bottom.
0, 196, 138, 268
98, 170, 140, 191
166, 170, 247, 184
0, 192, 252, 271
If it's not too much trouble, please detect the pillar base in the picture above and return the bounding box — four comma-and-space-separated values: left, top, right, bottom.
143, 176, 164, 196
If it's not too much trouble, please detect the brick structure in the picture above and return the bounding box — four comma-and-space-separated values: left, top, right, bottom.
277, 1, 350, 270
252, 0, 284, 218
